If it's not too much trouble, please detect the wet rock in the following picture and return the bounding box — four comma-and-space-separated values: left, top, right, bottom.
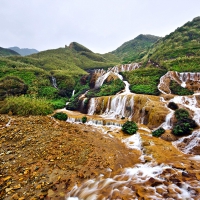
160, 130, 178, 141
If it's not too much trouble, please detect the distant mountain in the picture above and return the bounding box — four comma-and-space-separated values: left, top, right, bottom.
145, 16, 200, 72
9, 47, 39, 56
0, 47, 20, 56
111, 34, 161, 63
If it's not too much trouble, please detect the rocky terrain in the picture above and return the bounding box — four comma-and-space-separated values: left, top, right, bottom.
1, 113, 200, 199
0, 114, 139, 200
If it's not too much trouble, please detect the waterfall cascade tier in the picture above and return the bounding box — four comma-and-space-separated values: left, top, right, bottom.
85, 94, 169, 129
94, 63, 140, 89
158, 71, 200, 94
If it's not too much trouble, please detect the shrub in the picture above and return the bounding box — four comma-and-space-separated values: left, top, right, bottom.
86, 79, 124, 98
175, 109, 189, 120
170, 80, 194, 95
82, 116, 87, 123
168, 102, 179, 110
152, 128, 165, 137
0, 76, 28, 100
0, 96, 53, 116
53, 112, 68, 121
50, 98, 67, 109
172, 118, 197, 136
122, 121, 138, 135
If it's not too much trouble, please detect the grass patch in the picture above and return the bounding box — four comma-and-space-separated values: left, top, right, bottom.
0, 96, 53, 116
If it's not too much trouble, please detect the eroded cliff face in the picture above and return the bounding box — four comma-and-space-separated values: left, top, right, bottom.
158, 71, 200, 94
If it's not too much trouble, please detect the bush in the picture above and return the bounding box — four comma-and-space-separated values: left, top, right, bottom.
168, 102, 178, 110
50, 98, 67, 109
86, 79, 124, 98
172, 118, 197, 136
0, 96, 53, 116
152, 128, 165, 137
170, 80, 194, 95
0, 76, 28, 100
82, 116, 87, 123
175, 109, 189, 120
53, 112, 68, 121
122, 121, 138, 135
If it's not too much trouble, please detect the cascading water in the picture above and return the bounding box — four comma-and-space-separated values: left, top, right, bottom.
173, 129, 200, 154
94, 63, 140, 89
158, 71, 200, 94
64, 65, 200, 199
171, 95, 200, 125
51, 76, 58, 88
72, 90, 75, 97
66, 127, 200, 200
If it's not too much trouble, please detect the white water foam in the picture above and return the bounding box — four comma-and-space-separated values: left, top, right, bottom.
173, 129, 200, 154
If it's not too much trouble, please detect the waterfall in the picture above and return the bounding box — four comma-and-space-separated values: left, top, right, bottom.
158, 71, 200, 94
94, 63, 140, 89
173, 129, 200, 154
171, 95, 200, 126
71, 90, 75, 97
51, 76, 58, 88
101, 95, 134, 119
178, 72, 200, 88
88, 98, 96, 115
94, 71, 123, 88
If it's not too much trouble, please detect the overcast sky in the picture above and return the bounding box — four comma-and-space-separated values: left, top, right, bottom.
0, 0, 200, 53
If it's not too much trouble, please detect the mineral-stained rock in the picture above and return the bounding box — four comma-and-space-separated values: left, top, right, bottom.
160, 130, 178, 141
0, 114, 139, 200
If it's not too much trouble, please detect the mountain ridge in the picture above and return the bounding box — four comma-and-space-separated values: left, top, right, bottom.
111, 34, 161, 63
0, 47, 20, 56
9, 46, 39, 56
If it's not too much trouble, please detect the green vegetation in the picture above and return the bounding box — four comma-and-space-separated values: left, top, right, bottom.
53, 112, 68, 121
169, 81, 194, 95
0, 47, 19, 56
174, 109, 189, 120
123, 68, 167, 95
0, 75, 28, 100
86, 79, 124, 98
122, 121, 138, 135
172, 108, 197, 136
0, 96, 53, 116
172, 118, 197, 136
152, 128, 165, 137
112, 34, 160, 64
82, 116, 87, 123
50, 98, 67, 109
145, 16, 200, 72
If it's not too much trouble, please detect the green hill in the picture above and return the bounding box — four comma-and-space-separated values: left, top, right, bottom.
0, 42, 120, 110
111, 34, 161, 63
144, 16, 200, 72
0, 47, 20, 56
9, 46, 39, 56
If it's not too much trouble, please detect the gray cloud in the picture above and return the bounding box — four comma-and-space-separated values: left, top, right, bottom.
0, 0, 200, 53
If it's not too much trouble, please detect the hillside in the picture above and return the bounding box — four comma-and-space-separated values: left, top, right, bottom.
0, 47, 20, 56
0, 42, 120, 108
111, 34, 161, 63
145, 16, 200, 72
9, 46, 39, 56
